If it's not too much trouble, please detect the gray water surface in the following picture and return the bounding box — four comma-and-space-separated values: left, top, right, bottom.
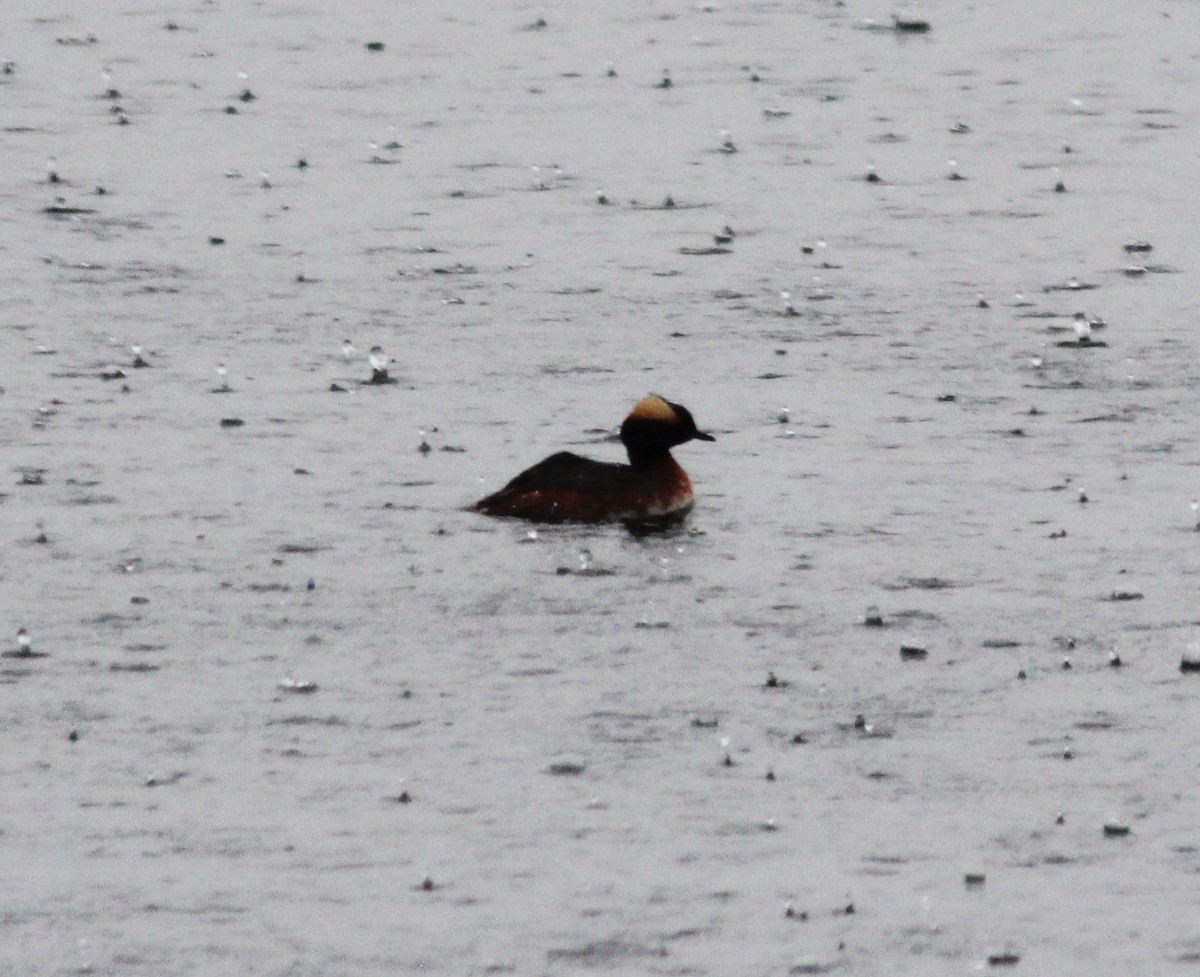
2, 1, 1199, 974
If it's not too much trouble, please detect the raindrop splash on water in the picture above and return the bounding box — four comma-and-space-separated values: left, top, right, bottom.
101, 66, 120, 99
368, 345, 389, 384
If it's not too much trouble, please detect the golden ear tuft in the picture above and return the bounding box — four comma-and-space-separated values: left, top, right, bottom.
628, 394, 678, 423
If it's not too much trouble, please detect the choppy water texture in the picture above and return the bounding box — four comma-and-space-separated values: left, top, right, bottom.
3, 0, 1200, 974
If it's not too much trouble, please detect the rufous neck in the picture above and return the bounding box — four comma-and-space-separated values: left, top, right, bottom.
625, 445, 679, 471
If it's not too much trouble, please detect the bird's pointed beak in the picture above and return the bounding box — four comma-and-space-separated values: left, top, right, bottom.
694, 430, 716, 442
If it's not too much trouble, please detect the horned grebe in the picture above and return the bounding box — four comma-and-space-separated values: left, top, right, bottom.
472, 394, 714, 524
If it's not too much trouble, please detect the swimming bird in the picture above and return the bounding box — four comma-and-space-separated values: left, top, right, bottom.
472, 394, 714, 525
